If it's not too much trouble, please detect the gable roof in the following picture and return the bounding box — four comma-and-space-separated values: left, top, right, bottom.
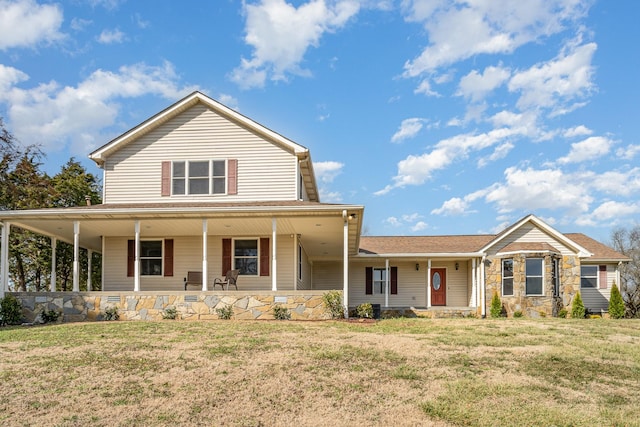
479, 214, 592, 257
88, 91, 319, 201
565, 233, 631, 262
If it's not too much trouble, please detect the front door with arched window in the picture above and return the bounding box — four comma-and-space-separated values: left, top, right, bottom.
431, 268, 446, 306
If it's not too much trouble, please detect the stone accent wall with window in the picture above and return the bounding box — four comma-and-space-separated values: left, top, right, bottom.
485, 253, 578, 317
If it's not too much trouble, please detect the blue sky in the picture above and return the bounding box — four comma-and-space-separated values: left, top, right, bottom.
0, 0, 639, 242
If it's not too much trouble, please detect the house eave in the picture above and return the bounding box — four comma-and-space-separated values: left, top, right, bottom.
355, 252, 485, 259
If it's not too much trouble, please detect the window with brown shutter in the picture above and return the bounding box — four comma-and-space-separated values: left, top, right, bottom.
365, 267, 373, 295
222, 238, 232, 274
161, 161, 171, 196
228, 159, 237, 195
164, 239, 174, 277
390, 266, 398, 295
260, 237, 269, 276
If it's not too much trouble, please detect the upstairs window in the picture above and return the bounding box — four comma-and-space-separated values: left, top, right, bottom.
502, 259, 514, 296
525, 258, 543, 295
172, 160, 226, 195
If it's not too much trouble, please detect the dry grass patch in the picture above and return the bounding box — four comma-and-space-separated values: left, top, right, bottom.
0, 318, 639, 426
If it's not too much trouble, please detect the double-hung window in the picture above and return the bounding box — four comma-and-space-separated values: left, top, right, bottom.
172, 160, 226, 195
580, 265, 598, 288
234, 239, 258, 275
525, 258, 543, 295
373, 268, 387, 294
140, 240, 162, 276
502, 259, 514, 296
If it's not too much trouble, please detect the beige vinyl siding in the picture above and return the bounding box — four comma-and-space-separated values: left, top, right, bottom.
488, 223, 575, 256
311, 261, 343, 290
581, 263, 616, 312
348, 261, 428, 307
103, 234, 296, 291
296, 242, 312, 290
103, 104, 298, 203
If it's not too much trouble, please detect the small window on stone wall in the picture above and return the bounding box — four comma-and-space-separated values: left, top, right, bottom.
502, 259, 514, 296
525, 258, 543, 295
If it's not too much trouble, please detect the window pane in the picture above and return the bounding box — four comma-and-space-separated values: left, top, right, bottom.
189, 161, 209, 177
581, 277, 597, 288
235, 258, 257, 275
526, 258, 542, 276
526, 277, 543, 295
235, 240, 258, 256
173, 178, 185, 195
172, 161, 185, 177
212, 177, 225, 194
141, 259, 162, 275
212, 160, 225, 177
581, 266, 597, 277
503, 259, 513, 277
141, 241, 162, 257
189, 178, 209, 194
433, 272, 441, 290
503, 278, 513, 296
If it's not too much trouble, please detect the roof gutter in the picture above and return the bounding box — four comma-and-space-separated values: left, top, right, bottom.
356, 252, 486, 258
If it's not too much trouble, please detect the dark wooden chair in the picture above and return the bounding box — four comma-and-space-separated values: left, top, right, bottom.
183, 271, 203, 290
213, 269, 239, 290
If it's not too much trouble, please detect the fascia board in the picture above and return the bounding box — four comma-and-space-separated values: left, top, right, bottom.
356, 252, 485, 258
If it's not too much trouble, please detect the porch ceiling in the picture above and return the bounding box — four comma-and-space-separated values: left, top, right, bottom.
1, 203, 362, 259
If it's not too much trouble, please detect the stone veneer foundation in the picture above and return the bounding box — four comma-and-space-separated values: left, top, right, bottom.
11, 291, 334, 322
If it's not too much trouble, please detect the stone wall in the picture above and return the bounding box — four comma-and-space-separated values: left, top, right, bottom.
485, 254, 580, 317
11, 291, 335, 323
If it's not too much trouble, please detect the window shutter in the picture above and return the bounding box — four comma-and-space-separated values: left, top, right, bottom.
228, 159, 237, 195
222, 238, 231, 274
391, 266, 398, 295
161, 161, 171, 196
260, 237, 270, 276
599, 265, 607, 289
164, 239, 174, 277
365, 267, 372, 295
127, 240, 134, 277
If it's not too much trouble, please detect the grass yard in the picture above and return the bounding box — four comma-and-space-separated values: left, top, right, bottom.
1, 318, 639, 427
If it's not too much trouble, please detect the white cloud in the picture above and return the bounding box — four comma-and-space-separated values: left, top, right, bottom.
411, 221, 428, 232
231, 0, 360, 88
319, 189, 343, 202
457, 65, 510, 102
508, 41, 597, 114
97, 28, 126, 44
616, 145, 640, 160
375, 126, 523, 195
557, 136, 614, 164
402, 0, 589, 77
384, 216, 401, 227
414, 79, 440, 97
431, 197, 469, 216
218, 94, 239, 110
577, 201, 640, 227
477, 142, 513, 168
313, 160, 344, 183
391, 118, 424, 143
588, 168, 640, 197
0, 0, 64, 50
563, 125, 592, 138
71, 18, 93, 32
0, 61, 197, 153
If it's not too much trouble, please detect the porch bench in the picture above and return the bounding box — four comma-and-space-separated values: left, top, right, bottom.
183, 271, 203, 290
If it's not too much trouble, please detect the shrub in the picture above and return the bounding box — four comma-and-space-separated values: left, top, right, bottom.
0, 294, 23, 326
490, 292, 503, 318
216, 304, 233, 320
104, 306, 119, 321
40, 309, 61, 324
322, 291, 344, 319
571, 292, 585, 319
609, 282, 625, 319
162, 306, 178, 320
557, 308, 568, 318
513, 310, 523, 318
272, 304, 291, 320
356, 303, 373, 319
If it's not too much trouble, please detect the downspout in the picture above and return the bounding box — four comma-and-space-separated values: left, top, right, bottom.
385, 258, 389, 308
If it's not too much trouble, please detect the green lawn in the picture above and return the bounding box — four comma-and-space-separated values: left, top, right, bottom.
1, 318, 639, 426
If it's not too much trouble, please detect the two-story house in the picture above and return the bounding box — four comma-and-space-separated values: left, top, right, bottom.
0, 92, 629, 319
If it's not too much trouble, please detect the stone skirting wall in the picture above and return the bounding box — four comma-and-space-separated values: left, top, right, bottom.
10, 291, 335, 323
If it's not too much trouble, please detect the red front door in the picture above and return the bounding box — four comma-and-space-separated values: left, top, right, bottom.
431, 268, 446, 306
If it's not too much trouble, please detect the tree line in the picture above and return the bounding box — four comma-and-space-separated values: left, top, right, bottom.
1, 117, 102, 291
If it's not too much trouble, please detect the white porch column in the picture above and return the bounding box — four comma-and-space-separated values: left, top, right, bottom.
385, 258, 389, 308
202, 219, 208, 291
50, 237, 57, 292
0, 222, 8, 297
343, 211, 349, 317
134, 220, 140, 292
471, 258, 477, 308
87, 249, 93, 291
480, 256, 486, 317
73, 221, 80, 292
427, 259, 432, 308
272, 218, 277, 291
